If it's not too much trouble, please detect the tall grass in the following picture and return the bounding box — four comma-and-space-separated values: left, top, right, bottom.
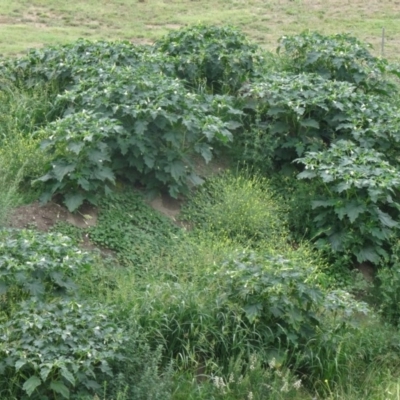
0, 157, 24, 226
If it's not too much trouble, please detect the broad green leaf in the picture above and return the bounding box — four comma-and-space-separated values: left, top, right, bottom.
25, 281, 45, 297
40, 139, 53, 150
22, 375, 41, 397
87, 149, 110, 163
143, 155, 155, 169
312, 200, 335, 209
243, 303, 262, 322
60, 366, 76, 387
329, 232, 345, 252
67, 142, 84, 155
64, 193, 85, 212
376, 209, 398, 228
356, 247, 380, 264
198, 144, 212, 164
267, 106, 286, 117
53, 163, 76, 182
15, 360, 26, 371
34, 172, 53, 183
269, 121, 289, 134
39, 190, 55, 205
134, 120, 147, 135
187, 173, 204, 186
305, 51, 321, 65
336, 181, 351, 193
77, 177, 91, 191
300, 118, 319, 129
92, 166, 115, 183
50, 381, 70, 399
226, 120, 242, 130
40, 367, 51, 382
340, 202, 365, 223
168, 161, 186, 181
297, 170, 317, 179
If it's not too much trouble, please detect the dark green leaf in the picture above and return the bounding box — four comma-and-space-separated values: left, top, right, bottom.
50, 381, 70, 399
53, 163, 76, 182
22, 376, 41, 397
300, 118, 319, 129
244, 303, 262, 322
357, 247, 380, 264
64, 193, 85, 212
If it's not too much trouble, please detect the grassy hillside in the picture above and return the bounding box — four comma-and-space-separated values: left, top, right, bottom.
1, 0, 400, 59
1, 4, 400, 400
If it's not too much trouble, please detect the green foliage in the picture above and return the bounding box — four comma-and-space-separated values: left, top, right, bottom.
33, 111, 119, 211
1, 36, 242, 210
238, 71, 400, 171
296, 140, 400, 264
155, 24, 262, 93
221, 251, 323, 349
376, 263, 400, 326
2, 26, 400, 400
0, 40, 151, 92
0, 299, 127, 400
108, 343, 174, 400
0, 229, 93, 310
181, 171, 286, 247
0, 81, 55, 189
173, 353, 306, 399
278, 31, 400, 95
301, 316, 400, 397
88, 189, 180, 267
0, 80, 59, 141
128, 239, 365, 375
0, 159, 25, 227
34, 65, 237, 210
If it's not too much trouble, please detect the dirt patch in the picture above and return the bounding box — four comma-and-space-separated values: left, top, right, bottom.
355, 262, 375, 283
149, 192, 183, 222
0, 16, 15, 24
9, 201, 98, 231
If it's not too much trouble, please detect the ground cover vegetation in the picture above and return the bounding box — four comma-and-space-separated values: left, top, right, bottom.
1, 24, 400, 400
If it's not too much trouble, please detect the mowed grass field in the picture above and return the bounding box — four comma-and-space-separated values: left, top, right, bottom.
1, 0, 400, 58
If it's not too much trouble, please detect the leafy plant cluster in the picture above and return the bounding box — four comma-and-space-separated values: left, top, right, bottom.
0, 30, 251, 211
0, 229, 92, 307
88, 188, 180, 267
0, 228, 176, 400
0, 229, 130, 399
236, 31, 400, 264
278, 31, 399, 94
154, 24, 262, 93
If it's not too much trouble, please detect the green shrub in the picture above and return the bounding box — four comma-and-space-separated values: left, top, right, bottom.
278, 31, 400, 95
0, 229, 93, 310
296, 140, 400, 264
0, 40, 152, 92
238, 72, 400, 171
155, 24, 262, 93
376, 263, 400, 326
126, 243, 365, 373
34, 66, 238, 210
0, 299, 127, 400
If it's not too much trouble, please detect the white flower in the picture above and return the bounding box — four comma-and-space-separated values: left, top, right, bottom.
293, 379, 302, 390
